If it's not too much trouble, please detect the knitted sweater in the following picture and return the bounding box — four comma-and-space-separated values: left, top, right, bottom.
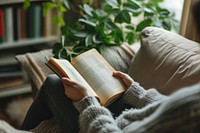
74, 82, 200, 133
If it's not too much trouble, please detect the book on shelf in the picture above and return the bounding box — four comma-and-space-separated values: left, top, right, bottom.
0, 64, 21, 73
0, 53, 22, 77
0, 53, 17, 65
5, 7, 14, 42
42, 9, 52, 37
0, 4, 58, 45
32, 4, 41, 38
0, 82, 31, 98
46, 49, 126, 106
17, 7, 26, 39
13, 6, 19, 41
0, 76, 25, 90
0, 8, 3, 43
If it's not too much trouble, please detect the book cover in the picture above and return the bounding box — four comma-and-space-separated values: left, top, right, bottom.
5, 7, 14, 42
13, 7, 19, 41
0, 8, 3, 43
42, 9, 52, 37
17, 7, 26, 39
0, 76, 25, 90
32, 4, 41, 38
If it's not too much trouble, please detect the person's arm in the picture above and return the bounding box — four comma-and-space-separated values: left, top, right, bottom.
61, 72, 166, 133
62, 77, 122, 132
123, 82, 166, 108
113, 71, 167, 108
73, 96, 122, 133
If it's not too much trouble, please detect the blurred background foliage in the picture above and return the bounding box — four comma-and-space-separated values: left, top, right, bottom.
26, 0, 179, 61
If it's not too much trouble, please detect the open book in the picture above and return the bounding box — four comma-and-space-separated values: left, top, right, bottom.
46, 49, 125, 106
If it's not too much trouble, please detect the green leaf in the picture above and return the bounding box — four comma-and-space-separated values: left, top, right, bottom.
60, 48, 72, 61
104, 36, 112, 43
73, 45, 90, 54
123, 3, 142, 16
126, 32, 135, 44
44, 2, 56, 9
97, 23, 107, 37
58, 4, 67, 12
128, 0, 142, 9
106, 20, 118, 30
115, 10, 131, 24
52, 15, 65, 26
52, 42, 62, 57
74, 32, 89, 38
158, 8, 170, 16
23, 0, 30, 8
149, 0, 164, 6
63, 0, 70, 9
113, 28, 124, 43
79, 19, 96, 27
162, 20, 172, 30
82, 4, 94, 17
91, 11, 100, 20
43, 2, 57, 16
117, 0, 122, 6
106, 41, 118, 46
103, 5, 113, 13
85, 35, 93, 47
125, 25, 135, 31
106, 0, 119, 7
136, 19, 152, 31
93, 35, 102, 44
144, 7, 155, 17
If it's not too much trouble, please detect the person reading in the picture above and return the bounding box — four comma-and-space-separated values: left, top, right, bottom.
20, 63, 200, 133
46, 49, 126, 106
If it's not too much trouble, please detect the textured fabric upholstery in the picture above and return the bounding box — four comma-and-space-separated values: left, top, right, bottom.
128, 27, 200, 95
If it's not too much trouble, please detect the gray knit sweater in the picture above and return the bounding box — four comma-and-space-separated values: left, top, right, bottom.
74, 82, 200, 133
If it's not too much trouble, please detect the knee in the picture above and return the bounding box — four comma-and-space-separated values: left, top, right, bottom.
41, 74, 63, 91
45, 74, 60, 83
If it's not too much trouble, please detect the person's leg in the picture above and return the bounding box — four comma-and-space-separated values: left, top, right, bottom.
21, 74, 79, 133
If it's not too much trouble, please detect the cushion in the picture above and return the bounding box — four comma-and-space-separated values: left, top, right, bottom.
16, 49, 54, 91
128, 27, 200, 95
100, 43, 135, 73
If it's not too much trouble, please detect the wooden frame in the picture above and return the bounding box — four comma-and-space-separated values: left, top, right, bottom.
179, 0, 200, 42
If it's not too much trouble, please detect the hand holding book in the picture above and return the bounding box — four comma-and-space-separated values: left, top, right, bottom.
62, 71, 134, 103
113, 71, 134, 89
62, 77, 96, 102
46, 49, 127, 106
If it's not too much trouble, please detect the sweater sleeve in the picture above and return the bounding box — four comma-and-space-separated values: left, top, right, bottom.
74, 96, 122, 133
73, 96, 162, 133
123, 82, 167, 108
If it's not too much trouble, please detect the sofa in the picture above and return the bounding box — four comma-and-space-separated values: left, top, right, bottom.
1, 26, 200, 132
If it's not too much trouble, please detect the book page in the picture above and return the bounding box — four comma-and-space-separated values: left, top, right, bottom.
46, 58, 97, 97
71, 49, 125, 106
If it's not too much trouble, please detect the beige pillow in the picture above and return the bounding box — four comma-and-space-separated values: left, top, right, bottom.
128, 27, 200, 95
16, 49, 54, 95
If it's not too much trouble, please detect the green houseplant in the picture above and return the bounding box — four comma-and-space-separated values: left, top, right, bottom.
26, 0, 179, 61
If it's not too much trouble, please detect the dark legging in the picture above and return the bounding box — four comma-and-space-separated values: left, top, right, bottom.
21, 74, 132, 133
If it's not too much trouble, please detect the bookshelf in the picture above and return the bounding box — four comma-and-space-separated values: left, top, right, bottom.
0, 36, 58, 49
0, 0, 59, 97
0, 0, 50, 6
